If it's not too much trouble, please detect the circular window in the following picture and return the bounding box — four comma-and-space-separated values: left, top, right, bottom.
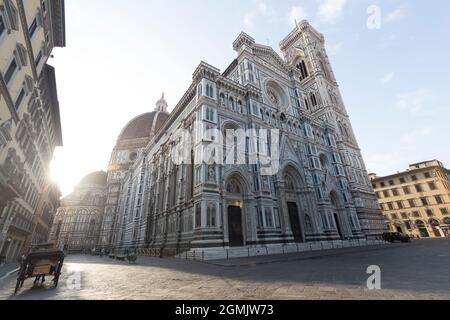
265, 80, 287, 109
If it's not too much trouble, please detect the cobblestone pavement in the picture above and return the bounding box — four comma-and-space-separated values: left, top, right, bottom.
0, 239, 449, 300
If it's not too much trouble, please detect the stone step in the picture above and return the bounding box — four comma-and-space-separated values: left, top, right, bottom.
175, 240, 387, 261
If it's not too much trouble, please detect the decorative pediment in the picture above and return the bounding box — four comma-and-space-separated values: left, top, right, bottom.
280, 135, 299, 164
253, 45, 290, 74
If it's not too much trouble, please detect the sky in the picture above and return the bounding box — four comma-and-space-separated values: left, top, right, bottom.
49, 0, 450, 196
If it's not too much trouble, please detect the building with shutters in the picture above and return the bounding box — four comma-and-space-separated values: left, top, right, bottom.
370, 160, 450, 238
0, 0, 65, 262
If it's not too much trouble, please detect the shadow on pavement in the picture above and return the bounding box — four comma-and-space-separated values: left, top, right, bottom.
2, 239, 448, 299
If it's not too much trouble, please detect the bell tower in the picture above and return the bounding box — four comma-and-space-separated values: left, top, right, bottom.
279, 20, 386, 239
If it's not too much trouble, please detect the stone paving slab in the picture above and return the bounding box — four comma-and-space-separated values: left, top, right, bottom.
0, 239, 448, 300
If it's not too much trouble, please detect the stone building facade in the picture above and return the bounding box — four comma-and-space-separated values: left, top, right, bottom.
49, 171, 107, 253
97, 21, 386, 255
370, 160, 450, 238
0, 0, 65, 262
99, 94, 170, 250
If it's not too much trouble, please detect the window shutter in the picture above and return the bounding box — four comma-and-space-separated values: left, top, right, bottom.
36, 9, 44, 27
24, 76, 34, 95
14, 43, 28, 67
2, 0, 19, 31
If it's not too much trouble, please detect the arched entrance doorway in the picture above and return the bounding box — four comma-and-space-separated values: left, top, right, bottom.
228, 206, 243, 247
429, 219, 443, 238
334, 213, 343, 239
225, 175, 247, 247
282, 167, 306, 243
330, 191, 344, 240
287, 202, 302, 242
393, 221, 404, 234
416, 220, 429, 238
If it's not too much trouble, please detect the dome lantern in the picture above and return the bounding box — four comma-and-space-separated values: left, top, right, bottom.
155, 92, 168, 112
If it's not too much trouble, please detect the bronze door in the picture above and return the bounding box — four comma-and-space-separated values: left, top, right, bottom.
334, 213, 344, 240
288, 202, 303, 242
228, 206, 244, 247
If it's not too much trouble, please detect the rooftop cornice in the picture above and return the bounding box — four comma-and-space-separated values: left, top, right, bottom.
233, 32, 255, 51
244, 82, 262, 98
193, 61, 221, 82
370, 163, 448, 183
216, 76, 247, 96
252, 44, 290, 73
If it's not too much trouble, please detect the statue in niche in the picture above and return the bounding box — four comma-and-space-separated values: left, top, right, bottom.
262, 176, 270, 190
208, 165, 216, 182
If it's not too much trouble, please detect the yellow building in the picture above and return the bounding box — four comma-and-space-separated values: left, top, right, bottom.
369, 160, 450, 239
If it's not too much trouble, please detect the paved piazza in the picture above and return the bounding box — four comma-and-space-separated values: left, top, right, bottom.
1, 239, 449, 300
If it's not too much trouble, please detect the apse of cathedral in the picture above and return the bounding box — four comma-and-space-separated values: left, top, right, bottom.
53, 21, 386, 254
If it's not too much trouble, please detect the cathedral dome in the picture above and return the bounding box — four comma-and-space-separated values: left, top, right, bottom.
79, 171, 107, 186
117, 93, 170, 142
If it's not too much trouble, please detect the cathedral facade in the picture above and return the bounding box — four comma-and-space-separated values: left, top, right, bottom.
97, 22, 386, 254
50, 171, 107, 252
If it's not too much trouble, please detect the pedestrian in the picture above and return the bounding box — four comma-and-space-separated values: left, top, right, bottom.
18, 251, 27, 275
20, 252, 27, 264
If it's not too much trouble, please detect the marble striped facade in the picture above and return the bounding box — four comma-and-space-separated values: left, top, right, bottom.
99, 22, 386, 253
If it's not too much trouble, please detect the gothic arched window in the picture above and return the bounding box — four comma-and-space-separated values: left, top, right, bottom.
296, 60, 309, 81
197, 83, 202, 98
229, 97, 235, 110
206, 84, 214, 98
206, 203, 217, 227
310, 93, 318, 107
304, 97, 310, 110
305, 214, 313, 233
